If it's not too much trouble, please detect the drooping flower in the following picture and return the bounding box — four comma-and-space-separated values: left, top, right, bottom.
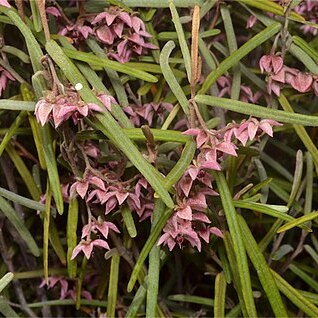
34, 88, 105, 127
70, 172, 106, 199
71, 238, 110, 260
124, 102, 173, 127
0, 66, 15, 96
59, 24, 93, 42
81, 217, 120, 240
91, 7, 157, 63
259, 54, 283, 74
0, 0, 11, 8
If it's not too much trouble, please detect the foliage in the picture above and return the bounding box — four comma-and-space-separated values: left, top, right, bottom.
0, 0, 317, 317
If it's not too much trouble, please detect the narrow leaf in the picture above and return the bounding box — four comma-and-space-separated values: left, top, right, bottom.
0, 196, 40, 257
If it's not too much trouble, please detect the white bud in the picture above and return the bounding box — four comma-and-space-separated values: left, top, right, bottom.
75, 83, 83, 91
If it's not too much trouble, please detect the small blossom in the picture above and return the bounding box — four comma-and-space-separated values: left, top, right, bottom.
70, 173, 106, 199
0, 0, 11, 8
34, 88, 104, 127
81, 217, 120, 240
46, 6, 61, 17
259, 54, 283, 74
246, 15, 257, 28
0, 66, 15, 96
71, 238, 110, 260
59, 24, 93, 42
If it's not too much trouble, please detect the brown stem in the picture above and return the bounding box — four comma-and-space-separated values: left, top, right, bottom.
14, 0, 25, 21
36, 0, 51, 42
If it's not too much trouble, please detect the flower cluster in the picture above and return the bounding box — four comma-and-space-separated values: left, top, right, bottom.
294, 0, 318, 35
50, 5, 157, 62
71, 217, 119, 260
70, 169, 154, 220
158, 117, 281, 251
34, 88, 112, 127
0, 66, 15, 97
260, 54, 318, 96
90, 7, 157, 62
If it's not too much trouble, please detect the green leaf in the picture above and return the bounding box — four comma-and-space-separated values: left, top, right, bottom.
213, 172, 257, 317
127, 207, 173, 292
238, 0, 304, 22
277, 211, 318, 233
0, 298, 19, 318
168, 294, 214, 307
107, 251, 120, 318
199, 22, 281, 94
195, 95, 318, 126
278, 94, 318, 173
289, 43, 318, 74
292, 36, 318, 64
0, 186, 46, 211
169, 1, 192, 82
121, 205, 137, 238
67, 198, 79, 278
146, 200, 164, 318
160, 41, 190, 115
220, 4, 241, 100
238, 215, 288, 317
271, 269, 318, 317
214, 272, 227, 318
164, 140, 196, 190
0, 272, 14, 293
0, 196, 40, 257
233, 200, 310, 231
5, 143, 40, 201
0, 111, 27, 157
289, 264, 318, 293
0, 100, 35, 111
63, 48, 158, 83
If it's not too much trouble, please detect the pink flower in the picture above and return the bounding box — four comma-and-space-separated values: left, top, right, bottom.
0, 0, 10, 8
34, 88, 104, 127
290, 72, 313, 92
259, 55, 283, 74
246, 15, 257, 28
70, 173, 106, 199
59, 24, 93, 42
124, 102, 173, 127
46, 6, 61, 17
0, 66, 15, 96
40, 276, 68, 299
81, 217, 119, 240
71, 239, 110, 259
